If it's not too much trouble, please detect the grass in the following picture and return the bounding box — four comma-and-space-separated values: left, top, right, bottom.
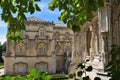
0, 63, 4, 68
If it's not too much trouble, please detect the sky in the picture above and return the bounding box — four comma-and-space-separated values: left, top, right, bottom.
0, 0, 62, 44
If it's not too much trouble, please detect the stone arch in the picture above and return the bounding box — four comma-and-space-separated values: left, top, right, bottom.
35, 62, 48, 72
14, 62, 28, 74
15, 42, 26, 56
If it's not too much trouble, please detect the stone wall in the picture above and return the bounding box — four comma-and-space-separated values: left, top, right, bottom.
3, 17, 74, 75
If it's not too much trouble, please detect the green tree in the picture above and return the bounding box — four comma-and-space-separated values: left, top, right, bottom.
0, 43, 3, 61
2, 41, 6, 52
49, 0, 104, 32
106, 45, 120, 80
0, 0, 41, 42
0, 42, 5, 62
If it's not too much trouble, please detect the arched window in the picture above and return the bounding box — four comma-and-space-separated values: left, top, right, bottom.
39, 28, 46, 38
36, 62, 48, 72
16, 43, 26, 56
53, 32, 60, 40
37, 43, 47, 55
14, 62, 27, 73
65, 32, 70, 40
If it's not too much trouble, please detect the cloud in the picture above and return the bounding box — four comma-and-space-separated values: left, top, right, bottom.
38, 4, 47, 9
0, 19, 7, 44
37, 2, 48, 9
37, 1, 61, 15
44, 9, 61, 15
0, 35, 6, 44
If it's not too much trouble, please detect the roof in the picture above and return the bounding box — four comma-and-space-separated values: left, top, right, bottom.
27, 17, 43, 22
25, 17, 54, 25
54, 24, 67, 28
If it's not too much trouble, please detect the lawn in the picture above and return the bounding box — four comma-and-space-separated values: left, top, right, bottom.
0, 63, 4, 68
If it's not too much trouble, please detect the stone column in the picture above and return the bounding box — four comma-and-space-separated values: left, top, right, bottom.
51, 53, 56, 73
101, 32, 108, 70
90, 25, 99, 60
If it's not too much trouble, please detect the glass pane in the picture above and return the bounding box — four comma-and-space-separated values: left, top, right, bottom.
36, 63, 47, 72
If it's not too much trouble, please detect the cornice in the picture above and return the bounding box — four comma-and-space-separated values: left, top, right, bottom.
25, 17, 54, 26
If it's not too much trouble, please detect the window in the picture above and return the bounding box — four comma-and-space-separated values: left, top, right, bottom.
16, 44, 25, 56
40, 31, 45, 37
37, 43, 47, 55
39, 47, 45, 55
39, 28, 46, 38
36, 63, 48, 72
14, 62, 27, 73
99, 7, 110, 32
18, 47, 23, 54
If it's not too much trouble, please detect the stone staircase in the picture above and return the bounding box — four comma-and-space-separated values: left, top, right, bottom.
85, 56, 110, 80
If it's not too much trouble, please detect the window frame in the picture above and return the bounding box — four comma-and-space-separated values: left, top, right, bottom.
39, 47, 46, 55
16, 43, 26, 56
14, 62, 28, 74
35, 62, 48, 72
39, 28, 46, 38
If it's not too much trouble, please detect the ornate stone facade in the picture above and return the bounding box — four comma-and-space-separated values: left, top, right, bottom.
3, 17, 74, 75
70, 0, 120, 79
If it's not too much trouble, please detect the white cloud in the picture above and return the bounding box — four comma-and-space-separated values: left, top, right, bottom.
37, 3, 48, 9
0, 35, 6, 44
0, 19, 7, 44
45, 10, 61, 15
38, 3, 60, 15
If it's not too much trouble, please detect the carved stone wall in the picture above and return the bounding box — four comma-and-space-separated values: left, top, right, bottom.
4, 17, 74, 75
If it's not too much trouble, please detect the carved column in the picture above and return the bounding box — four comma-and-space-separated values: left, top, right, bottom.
101, 32, 108, 70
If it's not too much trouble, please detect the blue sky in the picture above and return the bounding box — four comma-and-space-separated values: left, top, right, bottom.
0, 0, 62, 44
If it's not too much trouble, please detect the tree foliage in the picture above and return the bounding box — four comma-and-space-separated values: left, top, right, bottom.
0, 69, 52, 80
106, 45, 120, 80
49, 0, 104, 32
0, 0, 41, 42
0, 42, 6, 62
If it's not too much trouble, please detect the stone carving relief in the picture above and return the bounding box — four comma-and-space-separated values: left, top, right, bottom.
27, 39, 36, 48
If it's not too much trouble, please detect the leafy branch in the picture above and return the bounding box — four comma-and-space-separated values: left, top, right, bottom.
49, 0, 104, 32
106, 45, 120, 80
0, 0, 41, 43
